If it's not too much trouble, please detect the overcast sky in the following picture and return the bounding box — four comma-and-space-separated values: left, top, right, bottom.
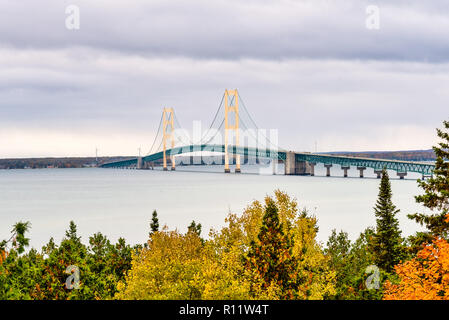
1, 0, 448, 157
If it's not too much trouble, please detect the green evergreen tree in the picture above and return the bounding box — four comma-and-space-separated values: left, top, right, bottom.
0, 221, 31, 254
408, 120, 449, 247
150, 210, 159, 236
65, 220, 81, 244
245, 198, 299, 299
370, 168, 404, 273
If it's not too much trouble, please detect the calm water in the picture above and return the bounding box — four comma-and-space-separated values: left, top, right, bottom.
0, 163, 427, 249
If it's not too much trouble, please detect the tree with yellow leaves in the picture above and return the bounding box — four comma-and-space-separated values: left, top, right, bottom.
116, 190, 335, 300
115, 227, 252, 299
214, 190, 336, 299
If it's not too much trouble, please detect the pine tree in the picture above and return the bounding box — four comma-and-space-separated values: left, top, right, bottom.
11, 222, 31, 254
370, 168, 404, 273
150, 210, 159, 236
408, 120, 449, 246
0, 221, 31, 254
245, 198, 298, 299
65, 221, 81, 243
187, 220, 202, 237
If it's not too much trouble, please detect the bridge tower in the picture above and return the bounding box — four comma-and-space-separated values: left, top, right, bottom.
224, 89, 240, 173
163, 107, 175, 171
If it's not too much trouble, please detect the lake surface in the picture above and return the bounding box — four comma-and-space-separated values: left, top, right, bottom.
0, 163, 428, 250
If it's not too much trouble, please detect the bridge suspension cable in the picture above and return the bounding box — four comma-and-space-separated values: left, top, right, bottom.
196, 92, 226, 145
172, 110, 194, 145
171, 99, 228, 146
145, 111, 163, 156
237, 91, 283, 151
144, 90, 281, 162
202, 118, 225, 145
197, 93, 238, 146
167, 92, 230, 147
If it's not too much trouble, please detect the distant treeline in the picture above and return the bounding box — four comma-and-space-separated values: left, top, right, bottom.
326, 149, 436, 162
0, 157, 133, 169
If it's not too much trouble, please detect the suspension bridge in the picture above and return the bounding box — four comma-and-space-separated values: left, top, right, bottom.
100, 90, 435, 179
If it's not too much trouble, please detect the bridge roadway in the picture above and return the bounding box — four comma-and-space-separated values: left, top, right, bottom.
100, 144, 435, 178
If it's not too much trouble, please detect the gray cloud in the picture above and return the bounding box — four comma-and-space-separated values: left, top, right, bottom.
1, 0, 449, 61
0, 1, 448, 157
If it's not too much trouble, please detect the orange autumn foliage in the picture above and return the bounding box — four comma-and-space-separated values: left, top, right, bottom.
384, 216, 449, 300
0, 250, 6, 264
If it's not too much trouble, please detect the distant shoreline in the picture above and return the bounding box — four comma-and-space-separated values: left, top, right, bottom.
0, 156, 131, 169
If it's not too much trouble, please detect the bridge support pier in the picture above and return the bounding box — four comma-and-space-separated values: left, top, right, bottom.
324, 164, 332, 177
284, 151, 311, 175
422, 174, 432, 180
357, 166, 366, 178
374, 170, 382, 179
137, 157, 143, 170
296, 161, 311, 175
309, 162, 316, 176
284, 152, 295, 175
397, 172, 407, 179
341, 166, 350, 177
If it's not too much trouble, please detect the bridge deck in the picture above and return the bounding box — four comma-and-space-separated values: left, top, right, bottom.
295, 152, 434, 175
100, 144, 435, 175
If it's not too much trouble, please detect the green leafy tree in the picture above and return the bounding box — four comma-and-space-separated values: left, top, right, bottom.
350, 227, 398, 300
0, 221, 133, 300
325, 228, 384, 300
408, 120, 449, 247
325, 229, 351, 299
370, 168, 405, 272
245, 198, 299, 299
